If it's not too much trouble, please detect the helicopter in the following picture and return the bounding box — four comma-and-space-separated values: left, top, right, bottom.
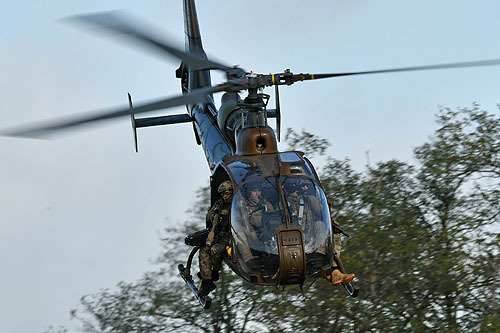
4, 0, 500, 310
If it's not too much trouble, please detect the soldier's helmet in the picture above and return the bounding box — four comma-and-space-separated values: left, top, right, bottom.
248, 182, 260, 191
218, 180, 233, 194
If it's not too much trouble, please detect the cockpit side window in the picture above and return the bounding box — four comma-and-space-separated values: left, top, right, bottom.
279, 152, 302, 162
279, 152, 316, 179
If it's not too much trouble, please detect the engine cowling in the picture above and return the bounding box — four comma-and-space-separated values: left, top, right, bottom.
235, 126, 278, 155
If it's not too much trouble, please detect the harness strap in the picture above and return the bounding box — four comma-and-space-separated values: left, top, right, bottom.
298, 198, 305, 224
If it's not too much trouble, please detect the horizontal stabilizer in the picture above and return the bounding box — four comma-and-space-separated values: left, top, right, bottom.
134, 113, 192, 128
266, 109, 278, 118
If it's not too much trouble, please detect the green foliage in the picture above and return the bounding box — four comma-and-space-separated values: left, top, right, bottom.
284, 128, 331, 158
414, 105, 500, 331
71, 105, 499, 332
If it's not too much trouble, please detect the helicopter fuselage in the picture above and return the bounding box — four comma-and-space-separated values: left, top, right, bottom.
179, 0, 334, 286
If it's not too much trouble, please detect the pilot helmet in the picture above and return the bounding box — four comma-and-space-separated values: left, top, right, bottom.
248, 182, 261, 191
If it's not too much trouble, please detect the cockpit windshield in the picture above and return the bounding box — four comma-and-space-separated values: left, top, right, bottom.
230, 176, 333, 285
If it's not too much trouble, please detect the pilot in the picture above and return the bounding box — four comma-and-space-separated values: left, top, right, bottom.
286, 179, 355, 285
236, 182, 275, 263
198, 180, 233, 297
284, 179, 325, 247
242, 183, 274, 232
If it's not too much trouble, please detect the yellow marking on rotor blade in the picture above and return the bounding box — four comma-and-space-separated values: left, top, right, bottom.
272, 74, 275, 84
311, 74, 315, 80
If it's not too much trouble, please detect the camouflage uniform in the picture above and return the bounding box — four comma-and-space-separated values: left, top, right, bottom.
332, 220, 342, 256
199, 191, 232, 281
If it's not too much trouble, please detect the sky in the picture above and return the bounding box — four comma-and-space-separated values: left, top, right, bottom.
1, 1, 500, 331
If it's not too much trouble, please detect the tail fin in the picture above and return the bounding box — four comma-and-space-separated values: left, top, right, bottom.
183, 0, 205, 57
182, 0, 211, 90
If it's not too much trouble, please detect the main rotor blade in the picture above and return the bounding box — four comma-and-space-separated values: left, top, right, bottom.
2, 85, 225, 138
291, 58, 500, 82
67, 11, 232, 72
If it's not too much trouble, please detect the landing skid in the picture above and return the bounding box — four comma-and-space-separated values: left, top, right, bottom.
178, 264, 212, 309
342, 282, 360, 297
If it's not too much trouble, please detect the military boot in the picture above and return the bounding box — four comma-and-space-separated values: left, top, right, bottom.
330, 269, 355, 286
199, 279, 216, 297
198, 270, 219, 282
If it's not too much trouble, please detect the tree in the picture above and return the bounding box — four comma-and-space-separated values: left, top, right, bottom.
319, 159, 430, 331
284, 128, 330, 158
413, 105, 500, 331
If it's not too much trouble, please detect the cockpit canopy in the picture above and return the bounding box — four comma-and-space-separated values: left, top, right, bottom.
230, 175, 333, 285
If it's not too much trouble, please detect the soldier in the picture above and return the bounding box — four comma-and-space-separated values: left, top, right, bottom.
198, 180, 233, 297
287, 179, 355, 285
284, 179, 325, 248
240, 183, 274, 237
